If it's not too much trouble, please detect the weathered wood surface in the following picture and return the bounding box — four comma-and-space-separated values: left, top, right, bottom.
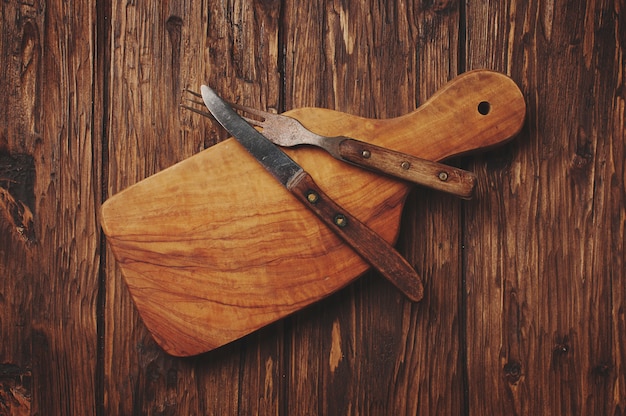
465, 1, 626, 414
0, 0, 624, 415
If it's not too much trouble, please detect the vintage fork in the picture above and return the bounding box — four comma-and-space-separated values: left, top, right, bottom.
183, 90, 477, 199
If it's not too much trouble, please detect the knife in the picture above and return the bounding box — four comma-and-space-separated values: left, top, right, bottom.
200, 85, 424, 302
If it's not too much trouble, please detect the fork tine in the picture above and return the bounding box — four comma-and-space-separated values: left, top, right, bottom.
180, 104, 214, 119
184, 88, 202, 98
182, 88, 268, 130
184, 97, 207, 107
239, 115, 264, 128
183, 89, 206, 106
228, 101, 272, 121
181, 89, 215, 120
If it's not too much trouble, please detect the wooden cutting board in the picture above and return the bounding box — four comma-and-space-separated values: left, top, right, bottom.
100, 70, 526, 356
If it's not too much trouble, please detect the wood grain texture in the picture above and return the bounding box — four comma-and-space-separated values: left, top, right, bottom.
0, 3, 38, 413
0, 0, 624, 415
0, 0, 100, 415
464, 0, 626, 414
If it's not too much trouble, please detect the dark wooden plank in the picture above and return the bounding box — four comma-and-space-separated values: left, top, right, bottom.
30, 0, 101, 413
0, 0, 101, 414
104, 1, 284, 414
282, 1, 465, 414
0, 4, 38, 415
464, 0, 625, 414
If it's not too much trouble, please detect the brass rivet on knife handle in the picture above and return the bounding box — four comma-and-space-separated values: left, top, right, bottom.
288, 170, 424, 302
338, 138, 478, 199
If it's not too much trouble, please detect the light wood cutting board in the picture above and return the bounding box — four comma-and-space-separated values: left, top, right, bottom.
100, 70, 526, 356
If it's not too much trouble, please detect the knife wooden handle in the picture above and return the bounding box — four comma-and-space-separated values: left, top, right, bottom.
338, 138, 477, 199
288, 170, 424, 302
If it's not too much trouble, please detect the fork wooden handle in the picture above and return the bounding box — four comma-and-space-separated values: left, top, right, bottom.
288, 171, 424, 302
338, 138, 477, 199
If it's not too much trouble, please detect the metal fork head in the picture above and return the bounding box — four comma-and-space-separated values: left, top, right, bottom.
229, 101, 329, 147
182, 89, 325, 148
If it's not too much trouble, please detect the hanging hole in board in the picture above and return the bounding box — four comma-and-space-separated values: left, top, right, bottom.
478, 101, 491, 115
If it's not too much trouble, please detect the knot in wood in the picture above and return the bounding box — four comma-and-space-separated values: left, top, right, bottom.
503, 360, 522, 384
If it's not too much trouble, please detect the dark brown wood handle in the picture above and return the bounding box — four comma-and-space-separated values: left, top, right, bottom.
338, 138, 477, 199
288, 171, 424, 302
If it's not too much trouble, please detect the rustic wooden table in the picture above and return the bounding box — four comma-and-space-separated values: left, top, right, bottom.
1, 0, 624, 414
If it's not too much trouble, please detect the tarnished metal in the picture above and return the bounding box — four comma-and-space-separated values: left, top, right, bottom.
199, 86, 303, 187
226, 101, 346, 159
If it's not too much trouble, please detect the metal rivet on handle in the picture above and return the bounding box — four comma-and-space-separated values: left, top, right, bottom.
438, 171, 449, 181
361, 150, 371, 159
401, 161, 410, 170
334, 214, 348, 227
306, 190, 319, 204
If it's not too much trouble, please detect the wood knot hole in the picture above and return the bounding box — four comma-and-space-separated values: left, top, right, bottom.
478, 101, 491, 115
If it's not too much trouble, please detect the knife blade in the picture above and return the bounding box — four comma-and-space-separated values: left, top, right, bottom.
200, 85, 423, 302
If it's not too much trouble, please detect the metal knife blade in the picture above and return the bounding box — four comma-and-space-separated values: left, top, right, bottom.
200, 85, 423, 302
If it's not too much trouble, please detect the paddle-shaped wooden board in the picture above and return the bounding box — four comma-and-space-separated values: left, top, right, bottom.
100, 70, 526, 356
